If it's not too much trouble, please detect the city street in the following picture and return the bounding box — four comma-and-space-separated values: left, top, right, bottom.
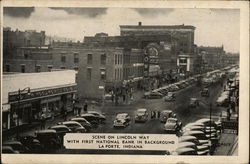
57, 79, 226, 154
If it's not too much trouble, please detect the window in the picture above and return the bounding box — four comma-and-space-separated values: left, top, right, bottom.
74, 53, 79, 63
115, 54, 117, 65
115, 69, 117, 80
87, 54, 92, 64
21, 65, 25, 73
101, 54, 106, 65
35, 65, 41, 72
24, 53, 28, 59
87, 68, 92, 80
61, 54, 66, 63
61, 66, 66, 69
100, 69, 106, 80
48, 65, 53, 72
117, 54, 120, 65
5, 65, 10, 72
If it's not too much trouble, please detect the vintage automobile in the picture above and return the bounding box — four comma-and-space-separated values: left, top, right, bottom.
87, 111, 106, 123
135, 108, 149, 123
113, 113, 131, 128
189, 98, 199, 107
143, 91, 163, 99
164, 92, 176, 102
177, 142, 209, 155
49, 125, 72, 136
172, 147, 198, 155
182, 130, 210, 147
201, 88, 210, 97
3, 141, 30, 153
2, 146, 20, 154
164, 118, 182, 133
19, 135, 43, 153
57, 121, 86, 133
80, 113, 100, 126
160, 110, 175, 123
70, 117, 92, 132
35, 129, 61, 152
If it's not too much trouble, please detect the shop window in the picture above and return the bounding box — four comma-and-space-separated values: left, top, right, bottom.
100, 69, 106, 80
87, 54, 92, 64
61, 54, 66, 63
35, 65, 41, 72
101, 54, 106, 65
21, 65, 25, 73
74, 53, 79, 63
87, 68, 92, 80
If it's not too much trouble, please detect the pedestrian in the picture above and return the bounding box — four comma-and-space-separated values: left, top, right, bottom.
84, 102, 88, 112
153, 111, 156, 119
158, 111, 161, 119
77, 106, 82, 116
151, 111, 154, 119
227, 108, 231, 121
115, 95, 118, 106
111, 93, 114, 102
40, 113, 46, 130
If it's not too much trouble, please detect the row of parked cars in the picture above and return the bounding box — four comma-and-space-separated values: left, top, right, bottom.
143, 77, 198, 100
2, 110, 106, 154
171, 118, 221, 155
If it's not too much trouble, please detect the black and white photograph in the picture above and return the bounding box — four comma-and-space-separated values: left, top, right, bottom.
1, 1, 249, 163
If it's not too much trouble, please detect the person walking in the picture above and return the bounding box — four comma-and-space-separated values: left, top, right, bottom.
40, 113, 46, 130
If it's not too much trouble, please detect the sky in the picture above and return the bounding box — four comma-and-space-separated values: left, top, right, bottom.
3, 7, 240, 53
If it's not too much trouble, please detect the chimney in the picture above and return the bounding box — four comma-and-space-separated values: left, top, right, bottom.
138, 22, 142, 26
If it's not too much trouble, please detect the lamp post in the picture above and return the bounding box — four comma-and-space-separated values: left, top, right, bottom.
16, 87, 30, 139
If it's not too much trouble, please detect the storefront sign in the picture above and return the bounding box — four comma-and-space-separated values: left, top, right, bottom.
9, 85, 77, 103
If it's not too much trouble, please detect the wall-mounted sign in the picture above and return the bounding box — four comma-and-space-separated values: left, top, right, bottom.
9, 85, 77, 103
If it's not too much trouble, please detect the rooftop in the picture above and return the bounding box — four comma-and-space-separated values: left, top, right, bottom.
120, 24, 196, 30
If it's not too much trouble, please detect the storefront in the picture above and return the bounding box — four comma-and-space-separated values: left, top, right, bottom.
6, 84, 77, 129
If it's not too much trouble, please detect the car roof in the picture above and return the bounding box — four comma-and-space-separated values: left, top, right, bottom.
2, 146, 14, 150
3, 141, 22, 145
179, 135, 197, 141
184, 122, 204, 127
195, 118, 212, 123
88, 111, 99, 114
161, 110, 172, 113
167, 118, 177, 121
184, 125, 204, 130
81, 113, 96, 117
178, 142, 196, 147
190, 98, 197, 100
183, 130, 204, 135
36, 129, 57, 133
62, 121, 81, 125
117, 113, 128, 116
50, 125, 69, 129
175, 147, 196, 153
71, 117, 87, 121
137, 108, 147, 112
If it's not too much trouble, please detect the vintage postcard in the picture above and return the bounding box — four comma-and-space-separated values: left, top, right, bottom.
1, 0, 249, 163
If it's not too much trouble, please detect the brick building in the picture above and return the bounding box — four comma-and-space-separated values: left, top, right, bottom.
198, 46, 225, 71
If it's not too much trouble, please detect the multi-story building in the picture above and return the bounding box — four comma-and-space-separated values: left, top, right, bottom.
198, 46, 225, 71
222, 53, 239, 65
3, 46, 53, 73
120, 22, 196, 76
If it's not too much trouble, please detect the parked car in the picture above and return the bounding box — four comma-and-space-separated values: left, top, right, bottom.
35, 129, 61, 152
143, 91, 163, 99
182, 130, 210, 146
164, 118, 182, 133
201, 88, 210, 97
2, 146, 19, 154
172, 147, 198, 155
160, 110, 175, 123
57, 121, 86, 133
19, 135, 43, 153
177, 142, 209, 155
88, 111, 106, 123
70, 117, 92, 132
189, 98, 199, 107
164, 92, 176, 102
80, 113, 100, 126
135, 108, 149, 123
3, 141, 30, 153
113, 113, 131, 128
49, 125, 72, 136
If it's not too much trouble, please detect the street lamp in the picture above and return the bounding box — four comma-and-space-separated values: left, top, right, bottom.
16, 87, 31, 139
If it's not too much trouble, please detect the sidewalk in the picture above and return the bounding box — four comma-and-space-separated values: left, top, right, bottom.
213, 133, 238, 155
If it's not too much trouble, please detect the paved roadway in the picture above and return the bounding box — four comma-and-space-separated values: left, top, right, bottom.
57, 79, 227, 154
